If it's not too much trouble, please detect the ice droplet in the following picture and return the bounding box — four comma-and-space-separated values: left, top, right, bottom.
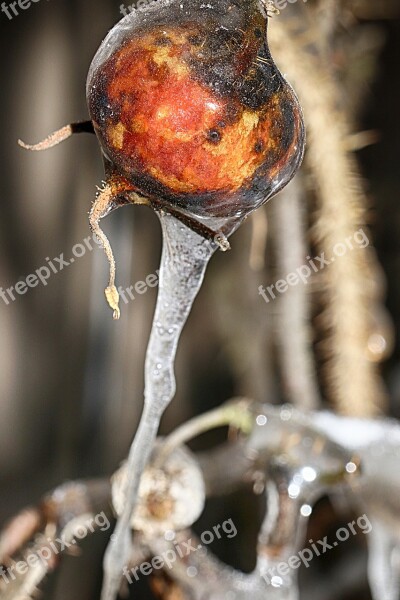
156, 322, 179, 340
280, 405, 293, 421
300, 504, 312, 517
301, 466, 317, 482
288, 483, 301, 499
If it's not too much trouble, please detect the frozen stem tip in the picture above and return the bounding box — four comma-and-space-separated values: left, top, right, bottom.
105, 285, 121, 320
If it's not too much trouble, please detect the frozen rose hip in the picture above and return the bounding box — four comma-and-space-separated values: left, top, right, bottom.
20, 0, 305, 317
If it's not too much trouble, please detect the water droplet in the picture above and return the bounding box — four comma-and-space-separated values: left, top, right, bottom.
156, 321, 179, 340
293, 473, 303, 485
253, 481, 265, 495
152, 361, 165, 380
300, 504, 312, 517
301, 466, 317, 482
288, 483, 300, 498
187, 566, 198, 577
271, 576, 284, 587
280, 405, 293, 421
164, 530, 175, 541
256, 414, 267, 426
345, 461, 357, 474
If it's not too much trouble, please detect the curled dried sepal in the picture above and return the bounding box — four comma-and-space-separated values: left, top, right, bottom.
89, 177, 137, 319
89, 184, 120, 319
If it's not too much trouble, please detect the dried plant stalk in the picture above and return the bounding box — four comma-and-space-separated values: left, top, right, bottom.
270, 175, 320, 411
269, 9, 388, 416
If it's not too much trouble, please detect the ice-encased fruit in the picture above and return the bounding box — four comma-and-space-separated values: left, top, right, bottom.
87, 0, 305, 224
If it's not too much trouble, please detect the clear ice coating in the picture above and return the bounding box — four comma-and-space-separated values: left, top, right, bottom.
313, 412, 400, 600
136, 404, 400, 600
132, 403, 360, 600
101, 214, 216, 600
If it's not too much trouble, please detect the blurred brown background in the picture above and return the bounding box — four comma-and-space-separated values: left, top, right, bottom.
0, 0, 400, 598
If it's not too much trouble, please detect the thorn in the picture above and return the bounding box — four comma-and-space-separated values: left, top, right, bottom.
18, 121, 94, 151
18, 124, 75, 151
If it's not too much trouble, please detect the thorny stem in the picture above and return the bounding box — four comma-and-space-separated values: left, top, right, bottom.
268, 9, 387, 415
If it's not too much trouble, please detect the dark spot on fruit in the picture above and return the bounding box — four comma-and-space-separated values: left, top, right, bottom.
254, 28, 263, 39
207, 28, 243, 54
224, 103, 240, 124
239, 63, 281, 109
154, 36, 172, 46
217, 120, 227, 128
88, 68, 116, 127
188, 34, 203, 46
199, 62, 237, 96
148, 59, 169, 80
206, 129, 222, 144
277, 95, 296, 152
229, 30, 245, 50
254, 140, 264, 153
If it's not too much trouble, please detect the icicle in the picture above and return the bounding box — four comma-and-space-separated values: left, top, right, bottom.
368, 524, 400, 600
101, 213, 217, 600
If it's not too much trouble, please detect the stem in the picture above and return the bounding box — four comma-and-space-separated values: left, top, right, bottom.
271, 175, 320, 410
154, 399, 253, 468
